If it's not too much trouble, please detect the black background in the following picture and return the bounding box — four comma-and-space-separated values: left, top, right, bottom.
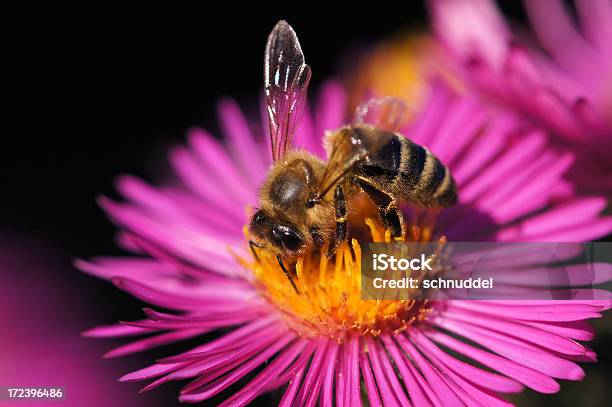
7, 3, 608, 407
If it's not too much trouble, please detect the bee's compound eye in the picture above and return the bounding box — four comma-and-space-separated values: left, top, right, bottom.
273, 226, 304, 252
252, 210, 267, 226
249, 210, 271, 238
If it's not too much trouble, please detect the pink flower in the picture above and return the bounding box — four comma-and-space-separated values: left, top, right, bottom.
0, 237, 149, 407
429, 0, 612, 194
78, 79, 612, 406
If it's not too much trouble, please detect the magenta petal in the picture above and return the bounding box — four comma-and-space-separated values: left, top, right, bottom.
572, 97, 610, 135
521, 217, 612, 242
511, 197, 607, 237
447, 300, 603, 321
162, 188, 243, 234
340, 340, 352, 407
82, 322, 155, 338
217, 339, 307, 407
321, 341, 340, 407
169, 144, 247, 215
304, 368, 325, 407
173, 348, 259, 394
552, 345, 598, 363
460, 132, 545, 203
493, 154, 574, 222
420, 344, 515, 407
293, 102, 318, 156
426, 330, 560, 393
575, 0, 612, 51
519, 320, 595, 342
430, 0, 511, 67
525, 0, 599, 77
111, 276, 254, 312
295, 340, 329, 406
359, 349, 383, 407
369, 337, 411, 406
279, 366, 305, 407
434, 316, 585, 380
411, 331, 513, 407
443, 307, 587, 355
163, 331, 283, 382
503, 44, 541, 91
365, 336, 402, 407
395, 334, 464, 407
103, 329, 206, 359
335, 343, 347, 407
410, 330, 523, 393
267, 340, 318, 391
120, 324, 283, 385
179, 334, 295, 403
346, 336, 361, 407
451, 115, 512, 184
486, 262, 612, 287
381, 335, 436, 406
120, 363, 183, 383
315, 80, 347, 156
216, 98, 268, 187
407, 79, 454, 146
157, 318, 281, 363
98, 197, 242, 275
428, 98, 486, 165
189, 126, 257, 202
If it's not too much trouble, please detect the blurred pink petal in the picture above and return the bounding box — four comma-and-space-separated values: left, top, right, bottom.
430, 0, 612, 195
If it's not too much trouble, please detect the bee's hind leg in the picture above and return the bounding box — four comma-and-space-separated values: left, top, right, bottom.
327, 185, 348, 258
354, 176, 405, 239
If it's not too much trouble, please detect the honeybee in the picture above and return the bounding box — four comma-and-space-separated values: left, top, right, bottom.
249, 21, 457, 291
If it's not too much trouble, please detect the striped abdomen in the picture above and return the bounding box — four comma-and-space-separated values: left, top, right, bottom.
356, 130, 457, 208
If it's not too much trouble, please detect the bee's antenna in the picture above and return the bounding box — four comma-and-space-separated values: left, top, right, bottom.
276, 255, 300, 294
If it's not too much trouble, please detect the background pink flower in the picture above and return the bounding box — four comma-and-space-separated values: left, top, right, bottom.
0, 234, 150, 407
429, 0, 612, 194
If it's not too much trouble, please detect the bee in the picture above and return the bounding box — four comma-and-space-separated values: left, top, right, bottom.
249, 21, 457, 291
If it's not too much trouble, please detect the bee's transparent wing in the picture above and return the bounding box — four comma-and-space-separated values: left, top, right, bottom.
315, 98, 405, 200
265, 20, 312, 162
316, 128, 367, 199
315, 127, 393, 200
353, 96, 407, 132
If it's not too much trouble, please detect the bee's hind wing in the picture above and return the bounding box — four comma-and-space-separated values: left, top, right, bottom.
353, 96, 408, 132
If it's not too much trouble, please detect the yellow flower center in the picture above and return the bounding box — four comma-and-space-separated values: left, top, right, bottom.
239, 212, 442, 341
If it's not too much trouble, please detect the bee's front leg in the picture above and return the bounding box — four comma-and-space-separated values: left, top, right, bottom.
327, 185, 348, 258
249, 240, 263, 262
276, 255, 299, 294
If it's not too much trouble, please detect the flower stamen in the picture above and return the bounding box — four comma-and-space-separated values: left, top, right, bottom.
240, 215, 441, 341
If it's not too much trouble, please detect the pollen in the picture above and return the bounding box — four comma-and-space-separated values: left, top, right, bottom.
240, 216, 440, 341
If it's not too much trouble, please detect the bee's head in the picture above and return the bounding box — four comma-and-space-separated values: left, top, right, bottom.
249, 209, 305, 255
